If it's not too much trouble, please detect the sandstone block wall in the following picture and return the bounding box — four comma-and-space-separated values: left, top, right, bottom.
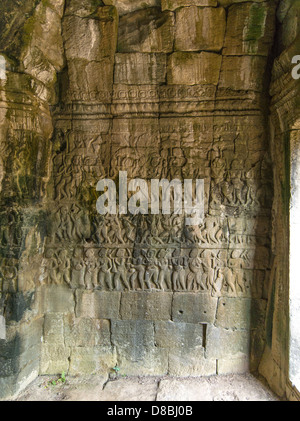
1, 0, 297, 400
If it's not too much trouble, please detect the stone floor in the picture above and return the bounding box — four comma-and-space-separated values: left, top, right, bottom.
12, 373, 281, 401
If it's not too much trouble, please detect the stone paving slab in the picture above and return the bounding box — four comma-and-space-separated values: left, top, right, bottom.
11, 373, 280, 401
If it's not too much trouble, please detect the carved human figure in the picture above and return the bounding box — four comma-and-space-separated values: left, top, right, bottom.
57, 249, 71, 286
145, 252, 160, 290
157, 250, 172, 290
189, 249, 205, 291
43, 249, 59, 285
98, 249, 113, 290
113, 250, 130, 290
84, 248, 99, 290
71, 248, 85, 288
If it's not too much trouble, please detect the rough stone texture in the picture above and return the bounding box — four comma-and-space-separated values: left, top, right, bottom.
175, 7, 226, 52
1, 0, 297, 402
172, 292, 218, 323
103, 0, 160, 16
114, 53, 167, 85
219, 56, 268, 92
258, 0, 300, 400
162, 0, 218, 10
223, 2, 276, 56
120, 291, 172, 320
12, 373, 281, 401
167, 52, 222, 85
118, 8, 175, 53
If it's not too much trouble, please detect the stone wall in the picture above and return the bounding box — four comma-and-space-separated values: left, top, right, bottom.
259, 0, 300, 400
1, 0, 297, 400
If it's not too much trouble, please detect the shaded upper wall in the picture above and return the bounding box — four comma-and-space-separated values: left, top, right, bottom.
259, 0, 300, 401
0, 0, 297, 400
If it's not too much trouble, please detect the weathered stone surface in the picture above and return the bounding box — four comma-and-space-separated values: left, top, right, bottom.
114, 53, 167, 84
43, 314, 64, 345
103, 0, 160, 16
111, 320, 154, 358
40, 344, 71, 374
172, 293, 218, 323
75, 291, 121, 319
161, 0, 218, 10
64, 316, 111, 348
219, 56, 268, 91
168, 348, 216, 376
167, 52, 222, 85
100, 377, 158, 401
111, 320, 169, 375
65, 0, 105, 17
20, 2, 65, 89
62, 6, 118, 101
38, 287, 75, 314
224, 2, 276, 56
156, 377, 214, 401
0, 0, 293, 399
175, 7, 226, 52
69, 346, 116, 375
206, 325, 250, 359
218, 0, 266, 6
217, 355, 250, 375
120, 291, 172, 320
155, 321, 204, 349
118, 8, 175, 53
215, 298, 267, 330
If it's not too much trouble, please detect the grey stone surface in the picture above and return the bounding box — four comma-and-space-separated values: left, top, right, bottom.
172, 292, 218, 324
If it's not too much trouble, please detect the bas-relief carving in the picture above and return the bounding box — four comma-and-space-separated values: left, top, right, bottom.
0, 4, 274, 303
44, 105, 272, 299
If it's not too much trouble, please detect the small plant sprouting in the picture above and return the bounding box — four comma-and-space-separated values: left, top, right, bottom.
48, 371, 67, 387
113, 365, 120, 374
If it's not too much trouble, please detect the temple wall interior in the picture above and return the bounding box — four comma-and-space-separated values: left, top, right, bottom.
0, 0, 299, 400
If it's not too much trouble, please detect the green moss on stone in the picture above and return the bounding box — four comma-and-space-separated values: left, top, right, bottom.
244, 4, 266, 42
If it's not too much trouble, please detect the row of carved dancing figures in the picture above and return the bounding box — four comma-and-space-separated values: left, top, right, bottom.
50, 208, 231, 246
42, 248, 253, 294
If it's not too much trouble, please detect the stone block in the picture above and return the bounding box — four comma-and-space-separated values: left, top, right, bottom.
40, 344, 70, 375
118, 8, 175, 53
111, 320, 154, 361
103, 0, 160, 16
120, 291, 172, 320
162, 0, 218, 10
38, 286, 75, 314
75, 290, 121, 319
43, 314, 64, 345
64, 316, 111, 348
63, 8, 118, 61
65, 0, 106, 17
68, 346, 116, 376
217, 354, 250, 375
156, 377, 214, 401
219, 56, 268, 92
175, 7, 226, 52
114, 53, 167, 84
172, 292, 218, 323
215, 297, 267, 330
117, 348, 169, 376
218, 0, 265, 6
154, 321, 204, 349
223, 2, 276, 56
168, 349, 216, 376
167, 52, 222, 85
206, 325, 250, 359
67, 59, 114, 101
